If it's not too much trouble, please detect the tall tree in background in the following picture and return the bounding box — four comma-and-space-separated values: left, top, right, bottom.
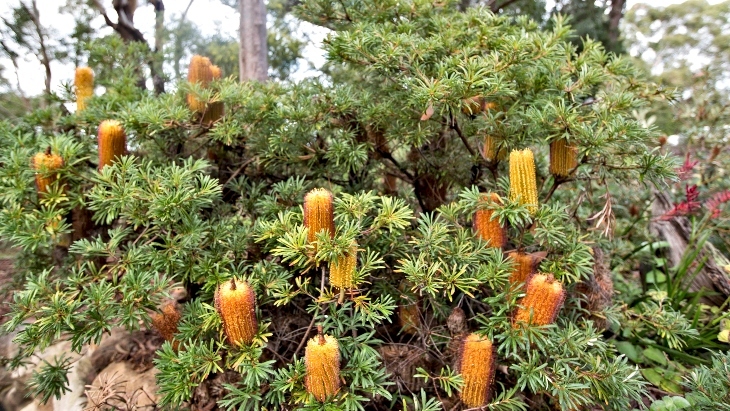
239, 0, 268, 81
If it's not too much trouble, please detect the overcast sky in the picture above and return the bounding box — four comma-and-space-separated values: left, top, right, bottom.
0, 0, 715, 96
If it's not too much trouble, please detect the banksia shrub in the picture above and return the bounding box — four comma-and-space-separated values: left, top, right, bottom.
31, 147, 64, 194
305, 330, 341, 402
458, 333, 497, 408
202, 65, 225, 124
303, 188, 335, 247
473, 193, 505, 248
549, 138, 578, 177
214, 278, 258, 346
482, 135, 507, 162
330, 242, 357, 289
97, 120, 126, 170
513, 274, 566, 327
509, 149, 539, 214
74, 67, 94, 112
151, 302, 181, 345
187, 55, 213, 114
506, 251, 539, 289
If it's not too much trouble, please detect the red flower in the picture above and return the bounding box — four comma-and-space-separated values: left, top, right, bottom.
659, 184, 701, 220
706, 190, 730, 218
677, 153, 698, 181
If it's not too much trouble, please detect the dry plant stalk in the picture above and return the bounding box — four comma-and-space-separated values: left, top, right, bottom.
305, 329, 341, 402
509, 149, 539, 214
214, 278, 258, 346
473, 193, 505, 248
458, 333, 497, 408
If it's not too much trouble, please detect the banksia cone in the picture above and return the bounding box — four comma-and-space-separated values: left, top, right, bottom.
458, 333, 497, 408
151, 302, 181, 346
330, 242, 357, 289
513, 274, 566, 327
509, 149, 539, 215
202, 65, 225, 124
303, 188, 335, 248
214, 278, 258, 346
97, 120, 126, 170
187, 55, 213, 113
305, 330, 341, 402
506, 251, 538, 289
32, 147, 64, 194
74, 67, 94, 112
473, 193, 505, 248
482, 135, 507, 162
549, 139, 578, 177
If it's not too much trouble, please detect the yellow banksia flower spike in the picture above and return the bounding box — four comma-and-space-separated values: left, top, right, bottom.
32, 147, 64, 194
187, 55, 213, 114
330, 242, 357, 289
74, 67, 94, 112
97, 120, 126, 171
509, 149, 539, 215
473, 193, 506, 249
151, 302, 182, 349
214, 278, 258, 346
549, 138, 578, 177
458, 333, 497, 408
202, 65, 225, 124
506, 251, 538, 289
305, 328, 341, 402
513, 273, 566, 327
482, 135, 508, 162
303, 188, 335, 248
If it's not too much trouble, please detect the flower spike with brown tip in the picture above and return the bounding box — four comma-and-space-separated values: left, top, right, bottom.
458, 333, 497, 408
509, 149, 539, 215
513, 273, 566, 327
473, 193, 506, 249
549, 138, 578, 177
74, 67, 94, 112
330, 242, 357, 290
482, 135, 507, 162
151, 302, 181, 348
97, 120, 126, 171
32, 147, 64, 194
187, 55, 213, 114
303, 188, 335, 249
305, 327, 341, 402
214, 278, 258, 346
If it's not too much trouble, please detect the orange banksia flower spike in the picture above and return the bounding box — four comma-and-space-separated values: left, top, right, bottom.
474, 193, 506, 249
330, 242, 357, 289
74, 67, 94, 112
305, 327, 341, 402
214, 278, 258, 346
509, 149, 539, 215
506, 251, 540, 289
32, 147, 64, 194
303, 188, 335, 248
513, 273, 566, 327
97, 120, 127, 171
549, 138, 578, 178
151, 302, 182, 348
187, 55, 214, 114
458, 333, 497, 408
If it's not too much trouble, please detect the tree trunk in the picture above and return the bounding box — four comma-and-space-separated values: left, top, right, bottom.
607, 0, 626, 51
238, 0, 268, 82
152, 0, 166, 94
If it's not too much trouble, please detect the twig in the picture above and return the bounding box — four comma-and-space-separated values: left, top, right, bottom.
224, 156, 258, 186
450, 116, 476, 157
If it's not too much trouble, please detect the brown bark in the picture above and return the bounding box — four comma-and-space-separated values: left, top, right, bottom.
607, 0, 626, 50
239, 0, 269, 82
650, 190, 730, 305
